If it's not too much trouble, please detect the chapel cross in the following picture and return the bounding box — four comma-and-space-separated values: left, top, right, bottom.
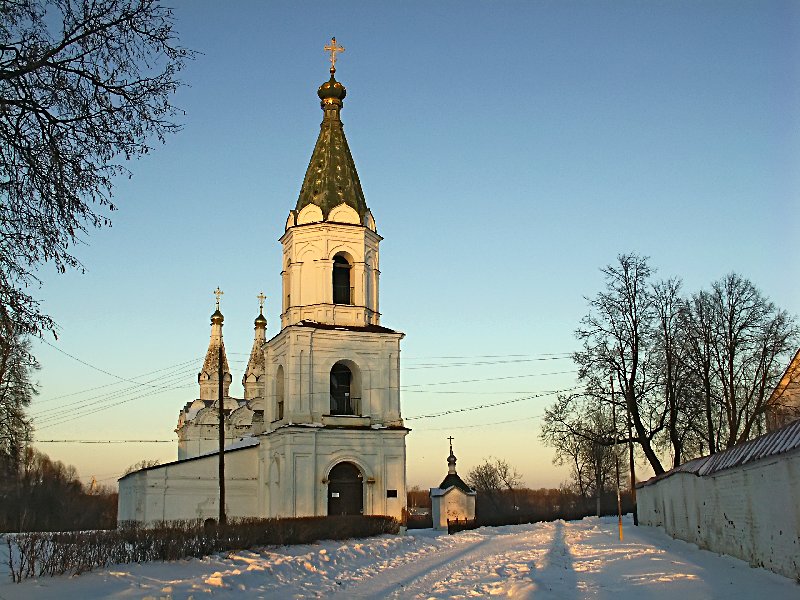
257, 291, 266, 312
324, 37, 345, 72
213, 287, 224, 310
448, 436, 454, 452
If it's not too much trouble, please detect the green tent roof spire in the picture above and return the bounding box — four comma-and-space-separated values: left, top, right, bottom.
295, 41, 369, 221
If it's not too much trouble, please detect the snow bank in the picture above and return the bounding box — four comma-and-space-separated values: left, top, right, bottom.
1, 517, 797, 599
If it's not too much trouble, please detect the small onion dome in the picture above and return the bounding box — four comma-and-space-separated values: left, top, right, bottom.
254, 312, 267, 328
211, 309, 224, 325
318, 73, 346, 104
447, 451, 457, 466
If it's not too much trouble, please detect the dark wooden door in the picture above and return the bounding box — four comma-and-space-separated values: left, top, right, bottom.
328, 462, 363, 515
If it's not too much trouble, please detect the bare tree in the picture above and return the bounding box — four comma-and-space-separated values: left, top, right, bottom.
652, 277, 700, 467
466, 457, 521, 513
122, 458, 160, 476
0, 0, 192, 337
540, 394, 621, 515
0, 327, 36, 482
684, 289, 719, 453
544, 255, 798, 481
574, 254, 667, 475
706, 274, 797, 446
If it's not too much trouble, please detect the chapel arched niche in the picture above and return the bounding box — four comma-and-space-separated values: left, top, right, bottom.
329, 359, 361, 416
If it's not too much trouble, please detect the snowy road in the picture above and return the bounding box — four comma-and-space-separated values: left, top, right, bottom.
1, 516, 797, 599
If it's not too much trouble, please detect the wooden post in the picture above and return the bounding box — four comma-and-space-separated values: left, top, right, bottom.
611, 376, 623, 541
627, 399, 638, 526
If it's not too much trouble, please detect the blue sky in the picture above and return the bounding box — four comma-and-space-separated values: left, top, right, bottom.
28, 1, 799, 489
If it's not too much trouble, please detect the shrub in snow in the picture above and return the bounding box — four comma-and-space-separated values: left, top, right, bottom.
6, 515, 399, 582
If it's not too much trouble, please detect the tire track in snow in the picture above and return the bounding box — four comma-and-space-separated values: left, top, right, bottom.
331, 526, 553, 599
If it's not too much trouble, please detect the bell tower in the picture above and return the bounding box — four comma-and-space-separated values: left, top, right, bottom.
280, 40, 380, 329
258, 39, 408, 520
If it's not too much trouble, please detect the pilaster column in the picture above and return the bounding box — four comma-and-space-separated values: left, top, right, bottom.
353, 262, 366, 306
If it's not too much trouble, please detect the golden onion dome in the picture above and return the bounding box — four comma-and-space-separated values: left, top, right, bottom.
210, 309, 224, 325
318, 72, 346, 105
254, 312, 267, 327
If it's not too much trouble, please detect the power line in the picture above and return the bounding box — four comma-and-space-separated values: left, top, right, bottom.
32, 365, 199, 424
33, 356, 203, 405
36, 439, 175, 444
422, 414, 543, 431
33, 387, 575, 443
34, 382, 197, 430
33, 362, 198, 416
401, 370, 576, 392
403, 386, 579, 420
33, 370, 578, 429
402, 357, 572, 370
37, 337, 203, 392
403, 352, 573, 360
400, 372, 575, 389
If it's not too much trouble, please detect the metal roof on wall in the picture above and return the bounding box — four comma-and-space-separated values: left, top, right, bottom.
639, 418, 800, 487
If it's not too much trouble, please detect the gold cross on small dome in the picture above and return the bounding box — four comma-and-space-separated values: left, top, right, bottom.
324, 37, 345, 72
257, 291, 266, 311
213, 287, 224, 309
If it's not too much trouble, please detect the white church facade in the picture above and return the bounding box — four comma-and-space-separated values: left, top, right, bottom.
118, 45, 409, 524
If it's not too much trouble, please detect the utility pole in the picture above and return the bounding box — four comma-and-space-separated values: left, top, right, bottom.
627, 399, 638, 526
611, 376, 623, 541
214, 286, 226, 527
218, 340, 226, 526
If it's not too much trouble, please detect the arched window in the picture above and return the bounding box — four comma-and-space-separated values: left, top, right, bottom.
332, 254, 352, 305
330, 363, 354, 415
275, 365, 285, 421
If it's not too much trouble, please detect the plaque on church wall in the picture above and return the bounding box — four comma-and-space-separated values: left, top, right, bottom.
386, 489, 398, 498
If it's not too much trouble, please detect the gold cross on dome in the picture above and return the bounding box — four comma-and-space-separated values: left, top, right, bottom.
257, 291, 266, 312
324, 37, 345, 71
213, 287, 224, 309
447, 436, 454, 451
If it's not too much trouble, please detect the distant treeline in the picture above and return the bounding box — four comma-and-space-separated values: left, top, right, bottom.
407, 486, 634, 529
1, 447, 117, 533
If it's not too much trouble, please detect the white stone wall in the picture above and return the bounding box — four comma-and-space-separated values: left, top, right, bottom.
280, 215, 381, 329
118, 447, 258, 525
260, 427, 407, 520
637, 447, 800, 580
119, 427, 407, 524
262, 326, 403, 427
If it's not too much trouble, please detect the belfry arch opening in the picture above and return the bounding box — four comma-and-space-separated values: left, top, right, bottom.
275, 365, 285, 421
327, 462, 363, 516
329, 361, 360, 415
332, 253, 352, 305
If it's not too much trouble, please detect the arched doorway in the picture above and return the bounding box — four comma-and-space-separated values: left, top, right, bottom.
328, 462, 363, 515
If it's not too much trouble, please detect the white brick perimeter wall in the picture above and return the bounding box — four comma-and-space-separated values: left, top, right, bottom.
637, 447, 800, 580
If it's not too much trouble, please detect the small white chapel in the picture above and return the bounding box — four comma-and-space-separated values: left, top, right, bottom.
430, 438, 477, 530
118, 40, 409, 524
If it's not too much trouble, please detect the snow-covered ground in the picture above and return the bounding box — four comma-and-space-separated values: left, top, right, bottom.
1, 516, 797, 599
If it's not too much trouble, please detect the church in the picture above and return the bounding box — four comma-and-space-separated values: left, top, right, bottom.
118, 40, 409, 524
